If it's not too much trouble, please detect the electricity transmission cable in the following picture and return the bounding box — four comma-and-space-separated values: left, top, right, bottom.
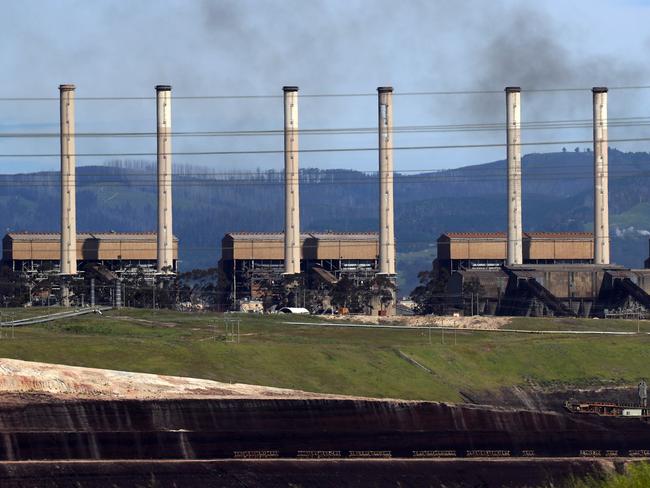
3, 134, 650, 158
4, 160, 650, 177
13, 163, 650, 179
3, 171, 650, 188
2, 116, 650, 139
1, 83, 650, 102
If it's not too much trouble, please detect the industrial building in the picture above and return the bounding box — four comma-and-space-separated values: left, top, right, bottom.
220, 231, 379, 304
33, 83, 397, 310
2, 232, 179, 274
437, 229, 650, 317
447, 264, 650, 318
436, 231, 594, 273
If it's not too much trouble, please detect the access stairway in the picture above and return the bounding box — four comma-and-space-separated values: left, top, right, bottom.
499, 269, 576, 317
519, 276, 577, 317
607, 271, 650, 311
311, 266, 338, 285
83, 262, 118, 282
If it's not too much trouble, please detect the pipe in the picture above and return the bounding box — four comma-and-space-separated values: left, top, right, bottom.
283, 86, 301, 275
59, 84, 77, 275
506, 87, 523, 266
592, 87, 610, 265
156, 85, 174, 273
378, 87, 396, 275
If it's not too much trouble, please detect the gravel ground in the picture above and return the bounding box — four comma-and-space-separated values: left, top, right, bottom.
327, 314, 512, 329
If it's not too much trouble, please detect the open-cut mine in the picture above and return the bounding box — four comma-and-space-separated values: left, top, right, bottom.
0, 358, 648, 487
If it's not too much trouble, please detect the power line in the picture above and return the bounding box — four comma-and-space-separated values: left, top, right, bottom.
1, 168, 640, 181
2, 159, 650, 174
1, 84, 650, 102
6, 160, 650, 178
1, 135, 650, 158
0, 171, 648, 188
3, 116, 650, 139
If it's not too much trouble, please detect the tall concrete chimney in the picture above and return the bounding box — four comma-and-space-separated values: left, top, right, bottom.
378, 87, 396, 275
592, 87, 610, 265
283, 86, 301, 275
156, 85, 174, 273
505, 87, 523, 266
59, 84, 77, 275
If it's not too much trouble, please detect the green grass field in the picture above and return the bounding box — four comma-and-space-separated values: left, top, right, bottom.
549, 462, 650, 488
509, 316, 650, 333
0, 308, 648, 402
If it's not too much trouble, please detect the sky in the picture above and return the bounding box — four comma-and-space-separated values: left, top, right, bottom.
1, 0, 650, 174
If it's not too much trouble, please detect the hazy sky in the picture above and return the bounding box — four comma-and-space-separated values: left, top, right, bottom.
2, 0, 650, 173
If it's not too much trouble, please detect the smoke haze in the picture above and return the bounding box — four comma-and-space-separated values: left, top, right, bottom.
1, 0, 649, 172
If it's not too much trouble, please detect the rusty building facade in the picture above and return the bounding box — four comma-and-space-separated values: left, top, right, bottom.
2, 232, 179, 274
220, 231, 379, 304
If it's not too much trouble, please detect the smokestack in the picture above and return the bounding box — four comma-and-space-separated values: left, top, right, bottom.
505, 87, 523, 266
377, 87, 396, 275
156, 85, 174, 273
59, 84, 77, 275
283, 86, 301, 275
592, 87, 610, 265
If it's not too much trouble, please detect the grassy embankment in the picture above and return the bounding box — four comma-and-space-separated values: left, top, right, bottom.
545, 462, 650, 488
0, 308, 648, 402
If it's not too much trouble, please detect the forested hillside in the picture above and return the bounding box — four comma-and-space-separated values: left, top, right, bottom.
2, 148, 650, 293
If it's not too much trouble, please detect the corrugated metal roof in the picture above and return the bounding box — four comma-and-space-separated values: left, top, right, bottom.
226, 231, 378, 241
309, 232, 378, 241
226, 232, 298, 241
441, 231, 593, 240
6, 232, 179, 242
442, 232, 506, 239
525, 232, 593, 239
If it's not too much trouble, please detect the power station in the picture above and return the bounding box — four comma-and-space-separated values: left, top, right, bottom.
218, 86, 398, 314
2, 84, 181, 307
4, 82, 650, 316
434, 87, 650, 318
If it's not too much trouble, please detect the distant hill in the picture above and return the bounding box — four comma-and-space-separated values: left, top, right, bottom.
2, 148, 650, 293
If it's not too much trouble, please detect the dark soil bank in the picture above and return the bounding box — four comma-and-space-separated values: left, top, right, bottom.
463, 385, 642, 412
1, 397, 650, 459
0, 459, 621, 488
0, 395, 648, 486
